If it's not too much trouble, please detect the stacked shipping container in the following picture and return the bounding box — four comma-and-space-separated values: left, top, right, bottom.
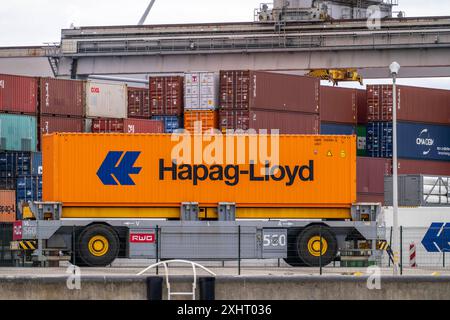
219, 71, 320, 134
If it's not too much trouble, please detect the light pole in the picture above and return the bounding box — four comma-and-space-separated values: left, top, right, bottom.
389, 61, 401, 275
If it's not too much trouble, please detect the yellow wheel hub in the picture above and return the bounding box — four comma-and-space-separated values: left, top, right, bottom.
88, 235, 109, 257
307, 236, 328, 257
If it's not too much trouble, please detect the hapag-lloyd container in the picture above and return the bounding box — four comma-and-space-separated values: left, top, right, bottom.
128, 87, 150, 119
397, 159, 450, 176
0, 190, 16, 223
0, 114, 37, 152
357, 157, 392, 195
185, 72, 219, 110
367, 84, 450, 124
150, 76, 184, 116
219, 110, 319, 134
43, 134, 356, 211
85, 81, 127, 119
184, 110, 219, 133
91, 118, 164, 134
219, 70, 320, 113
0, 74, 37, 114
39, 78, 85, 117
320, 86, 357, 124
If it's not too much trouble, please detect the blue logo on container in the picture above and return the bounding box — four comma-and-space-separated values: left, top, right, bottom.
97, 151, 142, 186
422, 223, 450, 253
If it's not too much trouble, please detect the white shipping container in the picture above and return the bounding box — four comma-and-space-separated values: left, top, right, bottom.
184, 72, 219, 110
85, 81, 127, 118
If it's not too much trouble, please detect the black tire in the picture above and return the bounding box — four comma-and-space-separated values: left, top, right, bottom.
296, 225, 337, 267
77, 224, 119, 267
284, 228, 307, 267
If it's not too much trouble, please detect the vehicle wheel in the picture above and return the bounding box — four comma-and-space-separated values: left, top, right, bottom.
296, 225, 337, 267
77, 224, 119, 267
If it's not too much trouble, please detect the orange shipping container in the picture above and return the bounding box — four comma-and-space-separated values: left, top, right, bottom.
0, 190, 16, 223
184, 110, 219, 133
43, 134, 356, 213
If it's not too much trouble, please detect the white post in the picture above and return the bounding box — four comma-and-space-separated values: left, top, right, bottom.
390, 61, 401, 275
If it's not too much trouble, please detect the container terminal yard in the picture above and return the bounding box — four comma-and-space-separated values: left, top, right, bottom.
0, 0, 449, 302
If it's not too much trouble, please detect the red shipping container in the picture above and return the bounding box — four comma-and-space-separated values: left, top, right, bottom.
357, 193, 384, 204
219, 110, 319, 134
39, 78, 85, 117
0, 74, 37, 114
320, 86, 357, 124
219, 70, 320, 114
356, 89, 368, 124
357, 157, 392, 195
91, 118, 164, 134
128, 87, 150, 118
367, 84, 450, 124
149, 76, 183, 116
397, 159, 450, 176
39, 116, 84, 149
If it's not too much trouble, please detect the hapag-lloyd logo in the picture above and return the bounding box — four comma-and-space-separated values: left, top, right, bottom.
416, 129, 434, 155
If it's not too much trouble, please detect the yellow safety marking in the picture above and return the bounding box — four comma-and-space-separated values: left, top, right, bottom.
340, 150, 346, 158
327, 151, 333, 157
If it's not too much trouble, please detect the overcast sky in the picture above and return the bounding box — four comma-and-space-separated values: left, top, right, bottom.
0, 0, 449, 46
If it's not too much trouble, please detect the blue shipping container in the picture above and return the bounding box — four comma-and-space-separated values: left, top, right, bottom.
0, 152, 42, 178
0, 114, 38, 152
367, 122, 450, 161
16, 175, 42, 214
152, 116, 182, 133
320, 123, 356, 135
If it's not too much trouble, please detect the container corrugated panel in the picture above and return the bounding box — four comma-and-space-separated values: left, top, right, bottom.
367, 85, 450, 124
356, 89, 368, 124
39, 116, 84, 150
357, 193, 384, 204
0, 190, 16, 223
85, 81, 127, 119
128, 87, 150, 119
39, 78, 85, 117
0, 178, 16, 190
0, 114, 37, 152
0, 74, 37, 114
219, 70, 320, 114
219, 110, 319, 134
184, 110, 219, 132
320, 86, 357, 124
150, 76, 184, 116
320, 123, 356, 135
0, 152, 42, 178
152, 116, 182, 133
16, 175, 42, 217
357, 157, 392, 195
185, 72, 219, 110
42, 134, 356, 210
366, 122, 393, 158
397, 159, 450, 176
91, 118, 164, 134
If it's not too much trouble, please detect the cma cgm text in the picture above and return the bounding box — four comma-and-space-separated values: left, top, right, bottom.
159, 159, 314, 186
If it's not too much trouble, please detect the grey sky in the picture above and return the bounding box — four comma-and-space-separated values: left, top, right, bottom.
0, 0, 449, 46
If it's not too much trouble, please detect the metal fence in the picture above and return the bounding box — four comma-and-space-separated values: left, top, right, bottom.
0, 223, 13, 267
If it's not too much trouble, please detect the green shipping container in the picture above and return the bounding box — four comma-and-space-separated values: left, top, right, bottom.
0, 114, 37, 152
356, 125, 367, 157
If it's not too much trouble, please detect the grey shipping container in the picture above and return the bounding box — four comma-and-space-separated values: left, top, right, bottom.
0, 114, 37, 152
385, 175, 450, 207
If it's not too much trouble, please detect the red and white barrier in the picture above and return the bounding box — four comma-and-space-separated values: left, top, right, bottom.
409, 242, 417, 268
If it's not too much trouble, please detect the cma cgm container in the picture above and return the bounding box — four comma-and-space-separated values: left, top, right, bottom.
320, 86, 357, 124
150, 76, 183, 116
39, 78, 84, 117
91, 118, 164, 134
0, 114, 37, 152
366, 122, 393, 158
0, 190, 16, 223
219, 70, 319, 113
85, 82, 127, 119
43, 134, 356, 209
128, 87, 150, 119
152, 116, 182, 133
184, 110, 218, 133
0, 152, 42, 178
219, 110, 319, 134
367, 85, 450, 124
0, 74, 37, 114
184, 72, 219, 110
